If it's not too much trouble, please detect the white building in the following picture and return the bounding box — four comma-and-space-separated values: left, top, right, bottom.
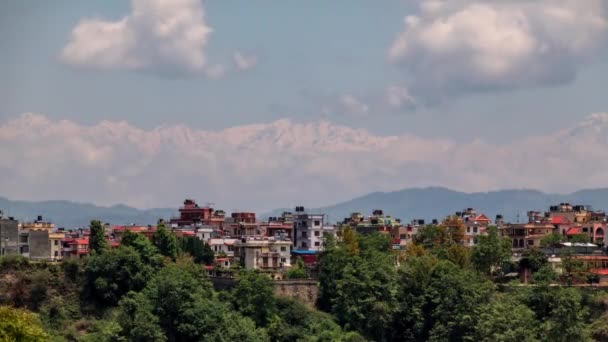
208, 238, 237, 257
234, 236, 292, 270
292, 206, 335, 251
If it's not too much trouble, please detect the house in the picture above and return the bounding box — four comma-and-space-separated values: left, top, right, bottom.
208, 238, 237, 257
0, 212, 19, 256
341, 210, 401, 236
62, 237, 89, 258
234, 236, 292, 270
500, 222, 556, 249
19, 216, 58, 260
456, 208, 491, 246
292, 206, 335, 251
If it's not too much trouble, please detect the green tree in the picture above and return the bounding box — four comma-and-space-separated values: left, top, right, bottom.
120, 230, 163, 268
117, 292, 165, 342
286, 257, 308, 279
541, 233, 564, 249
590, 313, 608, 342
178, 236, 214, 265
232, 270, 276, 327
471, 295, 539, 342
84, 246, 153, 306
570, 233, 590, 244
471, 225, 512, 276
519, 248, 547, 272
152, 222, 178, 261
89, 220, 108, 255
0, 306, 49, 342
414, 224, 440, 249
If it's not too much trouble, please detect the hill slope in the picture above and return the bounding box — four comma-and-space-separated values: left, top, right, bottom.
0, 196, 174, 228
266, 187, 608, 224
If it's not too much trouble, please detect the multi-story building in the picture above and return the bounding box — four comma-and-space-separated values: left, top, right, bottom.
500, 222, 556, 249
341, 210, 401, 236
292, 206, 334, 251
19, 216, 57, 260
0, 212, 19, 256
455, 208, 491, 246
234, 236, 292, 270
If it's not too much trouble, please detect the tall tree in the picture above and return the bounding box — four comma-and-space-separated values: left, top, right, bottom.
232, 271, 276, 327
0, 306, 49, 341
152, 222, 178, 261
471, 225, 512, 276
89, 220, 108, 254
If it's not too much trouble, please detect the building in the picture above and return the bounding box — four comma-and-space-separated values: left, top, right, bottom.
341, 210, 401, 236
234, 236, 292, 271
19, 216, 57, 260
455, 208, 491, 246
292, 206, 334, 251
170, 199, 220, 227
501, 222, 556, 249
62, 237, 89, 258
208, 238, 237, 257
0, 212, 19, 256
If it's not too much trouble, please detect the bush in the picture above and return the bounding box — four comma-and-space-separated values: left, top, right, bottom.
0, 254, 30, 270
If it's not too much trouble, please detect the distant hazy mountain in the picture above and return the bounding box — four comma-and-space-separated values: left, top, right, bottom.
4, 187, 608, 228
0, 196, 175, 229
265, 187, 608, 224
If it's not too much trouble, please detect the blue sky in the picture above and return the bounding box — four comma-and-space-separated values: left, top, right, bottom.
1, 0, 608, 209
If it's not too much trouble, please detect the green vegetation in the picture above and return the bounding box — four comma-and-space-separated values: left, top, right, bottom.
1, 217, 607, 341
0, 233, 358, 341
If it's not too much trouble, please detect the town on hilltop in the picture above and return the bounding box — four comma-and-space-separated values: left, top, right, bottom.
2, 198, 607, 284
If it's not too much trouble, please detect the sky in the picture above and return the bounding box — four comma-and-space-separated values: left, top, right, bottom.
1, 0, 608, 211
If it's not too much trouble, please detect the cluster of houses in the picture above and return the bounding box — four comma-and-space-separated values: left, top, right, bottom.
2, 200, 608, 282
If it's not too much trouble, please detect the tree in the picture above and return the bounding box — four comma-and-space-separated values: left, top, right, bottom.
0, 306, 49, 342
414, 224, 440, 249
471, 225, 512, 276
152, 222, 178, 260
570, 233, 590, 244
178, 236, 214, 265
340, 227, 360, 255
84, 246, 153, 306
541, 233, 564, 248
471, 296, 539, 342
117, 292, 165, 342
519, 248, 547, 272
286, 257, 307, 279
119, 230, 163, 268
89, 220, 108, 255
590, 313, 608, 342
232, 271, 276, 327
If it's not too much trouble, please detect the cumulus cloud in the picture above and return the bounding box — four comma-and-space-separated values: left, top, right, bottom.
2, 112, 608, 210
233, 51, 258, 70
385, 85, 416, 109
60, 0, 215, 74
389, 0, 608, 99
322, 94, 370, 116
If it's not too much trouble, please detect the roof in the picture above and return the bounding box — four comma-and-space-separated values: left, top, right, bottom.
68, 238, 89, 245
550, 216, 570, 225
474, 214, 490, 221
566, 227, 582, 235
561, 242, 596, 247
590, 269, 608, 275
215, 258, 231, 262
291, 250, 318, 255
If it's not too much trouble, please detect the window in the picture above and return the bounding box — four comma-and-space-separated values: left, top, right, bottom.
473, 227, 478, 233
302, 242, 308, 248
302, 231, 307, 238
54, 251, 58, 257
281, 258, 286, 263
280, 246, 286, 252
228, 245, 234, 251
314, 231, 320, 237
314, 220, 320, 226
527, 240, 534, 246
400, 234, 406, 239
314, 241, 320, 247
54, 240, 59, 246
467, 227, 470, 233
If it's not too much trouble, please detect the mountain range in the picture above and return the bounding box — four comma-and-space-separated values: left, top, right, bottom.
4, 187, 608, 228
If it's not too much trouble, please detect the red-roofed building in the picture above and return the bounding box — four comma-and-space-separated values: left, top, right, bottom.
62, 237, 89, 258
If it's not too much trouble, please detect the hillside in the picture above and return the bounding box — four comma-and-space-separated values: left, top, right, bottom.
0, 196, 174, 228
266, 187, 608, 224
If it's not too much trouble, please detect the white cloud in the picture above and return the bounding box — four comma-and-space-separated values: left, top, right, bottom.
3, 112, 608, 210
389, 0, 608, 98
385, 85, 416, 109
322, 94, 370, 116
61, 0, 214, 74
233, 51, 258, 70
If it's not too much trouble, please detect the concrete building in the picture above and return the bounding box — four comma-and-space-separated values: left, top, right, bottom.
234, 236, 292, 270
0, 212, 19, 256
292, 206, 335, 251
19, 216, 56, 260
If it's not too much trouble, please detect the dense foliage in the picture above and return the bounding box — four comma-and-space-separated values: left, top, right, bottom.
1, 218, 607, 341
